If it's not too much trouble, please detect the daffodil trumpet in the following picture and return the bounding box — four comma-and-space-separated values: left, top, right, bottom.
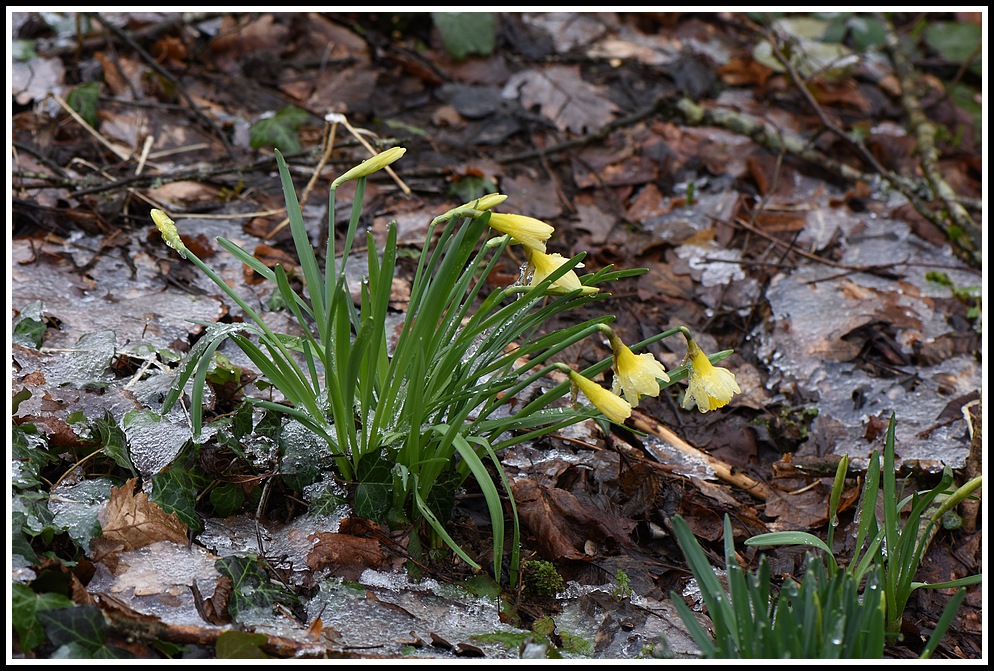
680, 335, 741, 413
597, 325, 670, 406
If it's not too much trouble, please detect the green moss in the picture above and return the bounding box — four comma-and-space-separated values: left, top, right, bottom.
559, 630, 594, 657
523, 560, 565, 598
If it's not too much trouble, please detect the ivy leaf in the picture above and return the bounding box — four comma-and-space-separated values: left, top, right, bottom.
925, 21, 982, 74
215, 555, 298, 624
13, 300, 47, 348
150, 444, 209, 531
354, 452, 392, 521
209, 483, 245, 518
11, 584, 74, 652
432, 12, 496, 60
66, 81, 101, 128
37, 605, 138, 658
249, 105, 310, 154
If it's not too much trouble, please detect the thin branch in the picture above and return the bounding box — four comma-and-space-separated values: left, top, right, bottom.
882, 16, 980, 260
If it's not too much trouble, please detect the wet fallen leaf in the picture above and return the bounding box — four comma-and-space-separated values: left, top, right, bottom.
97, 477, 190, 552
513, 480, 637, 561
306, 531, 386, 579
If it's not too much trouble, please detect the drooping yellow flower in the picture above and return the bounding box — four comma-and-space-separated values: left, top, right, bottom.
568, 370, 631, 424
607, 331, 670, 406
526, 249, 598, 296
150, 209, 187, 256
682, 338, 740, 413
487, 212, 554, 253
331, 146, 406, 188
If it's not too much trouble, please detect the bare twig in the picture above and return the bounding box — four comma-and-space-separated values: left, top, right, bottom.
629, 410, 772, 501
265, 119, 340, 239
52, 92, 132, 161
882, 16, 980, 262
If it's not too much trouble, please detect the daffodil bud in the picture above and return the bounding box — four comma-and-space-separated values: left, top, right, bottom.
568, 370, 631, 424
526, 249, 598, 296
488, 213, 554, 253
331, 146, 406, 188
150, 208, 187, 257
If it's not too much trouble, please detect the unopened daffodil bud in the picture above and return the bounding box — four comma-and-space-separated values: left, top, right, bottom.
150, 208, 187, 257
568, 370, 631, 424
487, 212, 554, 253
682, 338, 740, 413
331, 146, 406, 188
526, 249, 598, 295
471, 193, 508, 211
605, 329, 669, 406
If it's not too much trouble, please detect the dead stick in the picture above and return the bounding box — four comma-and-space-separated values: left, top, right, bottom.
629, 410, 772, 501
882, 16, 979, 258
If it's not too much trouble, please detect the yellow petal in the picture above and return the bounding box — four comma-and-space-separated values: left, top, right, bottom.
569, 371, 631, 424
487, 213, 554, 253
331, 146, 406, 188
682, 339, 740, 413
610, 338, 669, 406
527, 249, 598, 295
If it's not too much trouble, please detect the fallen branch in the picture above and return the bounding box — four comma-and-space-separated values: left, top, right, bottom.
882, 16, 980, 263
629, 410, 772, 501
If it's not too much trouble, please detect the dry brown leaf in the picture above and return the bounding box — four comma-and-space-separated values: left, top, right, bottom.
306, 531, 386, 576
503, 65, 619, 134
513, 480, 637, 561
98, 477, 189, 552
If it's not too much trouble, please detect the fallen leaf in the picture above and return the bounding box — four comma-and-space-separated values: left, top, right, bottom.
97, 477, 189, 552
503, 65, 619, 134
512, 480, 636, 560
306, 531, 386, 578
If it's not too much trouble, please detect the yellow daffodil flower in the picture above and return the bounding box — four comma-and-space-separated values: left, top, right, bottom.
568, 370, 631, 424
682, 338, 740, 413
487, 212, 554, 253
607, 331, 669, 406
527, 249, 599, 295
150, 209, 187, 256
331, 146, 406, 188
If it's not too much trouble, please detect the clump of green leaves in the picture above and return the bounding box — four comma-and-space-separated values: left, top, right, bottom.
670, 514, 886, 658
746, 414, 982, 642
150, 147, 739, 586
669, 417, 980, 659
613, 568, 632, 600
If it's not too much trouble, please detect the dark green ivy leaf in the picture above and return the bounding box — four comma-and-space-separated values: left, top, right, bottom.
431, 12, 496, 60
65, 82, 102, 128
11, 584, 74, 653
215, 555, 299, 624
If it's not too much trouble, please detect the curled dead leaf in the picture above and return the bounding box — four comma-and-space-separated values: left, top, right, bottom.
97, 477, 189, 553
